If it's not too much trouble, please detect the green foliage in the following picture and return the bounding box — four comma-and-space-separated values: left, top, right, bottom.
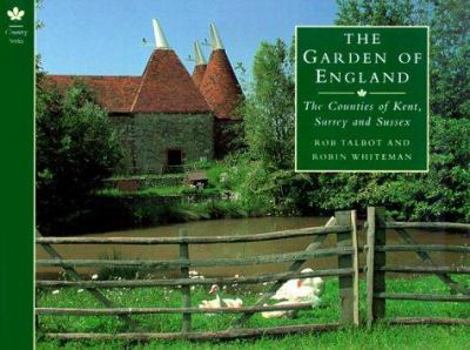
126, 200, 250, 225
140, 185, 186, 196
201, 200, 248, 219
227, 116, 469, 221
242, 39, 295, 169
336, 0, 470, 119
107, 173, 186, 188
205, 161, 229, 187
36, 77, 122, 233
429, 0, 470, 119
335, 0, 417, 25
311, 117, 470, 221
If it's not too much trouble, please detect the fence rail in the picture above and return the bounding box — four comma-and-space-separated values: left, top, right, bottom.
374, 293, 470, 302
36, 225, 349, 244
384, 222, 470, 231
36, 268, 353, 289
36, 303, 316, 316
37, 247, 354, 269
388, 317, 470, 326
375, 244, 470, 253
377, 266, 470, 274
41, 323, 341, 341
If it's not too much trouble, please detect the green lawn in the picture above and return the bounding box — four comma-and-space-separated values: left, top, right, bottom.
36, 276, 469, 349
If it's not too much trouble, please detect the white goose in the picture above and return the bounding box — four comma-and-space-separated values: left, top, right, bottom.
261, 301, 298, 319
263, 268, 323, 319
262, 294, 321, 319
198, 284, 243, 310
272, 268, 324, 301
302, 276, 325, 298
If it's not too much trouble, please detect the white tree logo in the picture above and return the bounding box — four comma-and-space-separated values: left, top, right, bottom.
7, 7, 25, 21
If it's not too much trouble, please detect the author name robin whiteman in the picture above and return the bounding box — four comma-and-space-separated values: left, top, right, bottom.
311, 153, 413, 161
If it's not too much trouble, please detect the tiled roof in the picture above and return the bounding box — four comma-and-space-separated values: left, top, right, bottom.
45, 49, 212, 114
199, 49, 243, 119
44, 75, 141, 113
192, 64, 207, 89
131, 49, 211, 113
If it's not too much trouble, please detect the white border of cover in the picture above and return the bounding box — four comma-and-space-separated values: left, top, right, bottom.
294, 25, 430, 173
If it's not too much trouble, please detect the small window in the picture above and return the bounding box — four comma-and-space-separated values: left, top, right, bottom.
167, 149, 183, 166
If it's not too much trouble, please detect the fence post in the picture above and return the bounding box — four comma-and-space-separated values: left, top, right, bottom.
373, 207, 387, 322
335, 210, 355, 325
366, 207, 376, 327
179, 229, 192, 333
350, 210, 360, 326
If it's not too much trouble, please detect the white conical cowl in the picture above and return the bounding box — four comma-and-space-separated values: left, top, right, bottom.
152, 18, 170, 49
209, 23, 224, 50
194, 40, 207, 65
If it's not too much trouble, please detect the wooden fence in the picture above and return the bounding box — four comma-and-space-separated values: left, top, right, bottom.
35, 210, 360, 341
366, 207, 470, 327
35, 207, 469, 341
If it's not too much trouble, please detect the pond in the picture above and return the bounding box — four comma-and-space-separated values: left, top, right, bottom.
36, 216, 469, 280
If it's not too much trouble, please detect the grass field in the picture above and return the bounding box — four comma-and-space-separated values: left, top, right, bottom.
36, 275, 469, 349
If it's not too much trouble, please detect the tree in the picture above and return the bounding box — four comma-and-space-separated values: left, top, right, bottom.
242, 39, 295, 169
429, 0, 469, 118
336, 0, 469, 119
335, 0, 416, 25
36, 75, 122, 233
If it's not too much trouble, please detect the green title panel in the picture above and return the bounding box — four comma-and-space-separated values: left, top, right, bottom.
0, 0, 34, 348
295, 27, 428, 172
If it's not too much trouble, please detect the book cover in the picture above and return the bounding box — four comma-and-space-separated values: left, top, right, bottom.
0, 1, 468, 349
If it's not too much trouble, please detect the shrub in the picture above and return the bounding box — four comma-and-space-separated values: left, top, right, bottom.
36, 78, 122, 233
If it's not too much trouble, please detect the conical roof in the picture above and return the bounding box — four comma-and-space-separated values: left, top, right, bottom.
192, 64, 207, 89
199, 25, 242, 119
200, 49, 242, 119
132, 49, 211, 113
192, 41, 207, 89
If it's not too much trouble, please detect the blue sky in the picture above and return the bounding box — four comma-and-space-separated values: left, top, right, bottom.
37, 0, 337, 78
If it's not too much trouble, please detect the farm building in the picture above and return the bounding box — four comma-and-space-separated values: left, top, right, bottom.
45, 20, 243, 174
